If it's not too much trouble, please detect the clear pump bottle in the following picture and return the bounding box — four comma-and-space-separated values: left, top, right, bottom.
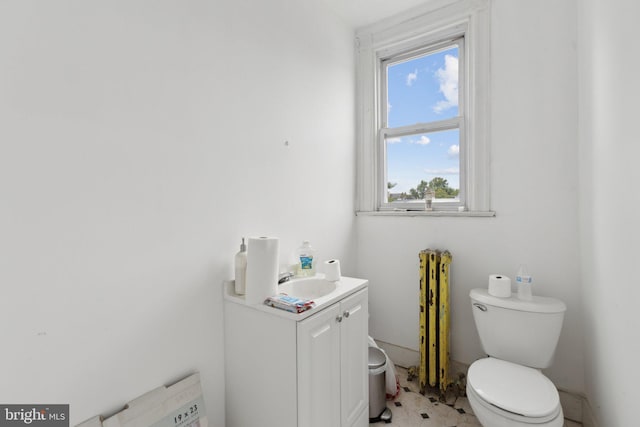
234, 238, 247, 295
516, 264, 532, 300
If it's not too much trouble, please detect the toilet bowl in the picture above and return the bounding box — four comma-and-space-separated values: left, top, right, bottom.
466, 357, 563, 427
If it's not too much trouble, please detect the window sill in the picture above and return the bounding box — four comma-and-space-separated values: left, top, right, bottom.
355, 210, 496, 217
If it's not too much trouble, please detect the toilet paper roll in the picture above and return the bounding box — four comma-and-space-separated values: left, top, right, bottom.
245, 236, 279, 305
488, 274, 511, 298
324, 259, 342, 282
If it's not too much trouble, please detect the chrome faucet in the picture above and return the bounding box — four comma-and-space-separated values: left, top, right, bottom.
278, 272, 295, 284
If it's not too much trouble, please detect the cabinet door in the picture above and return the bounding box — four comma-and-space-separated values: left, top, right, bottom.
297, 303, 341, 427
339, 289, 369, 427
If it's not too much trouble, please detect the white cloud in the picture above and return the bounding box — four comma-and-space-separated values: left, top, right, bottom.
447, 144, 459, 157
433, 54, 458, 113
386, 137, 402, 144
410, 135, 431, 145
424, 167, 459, 175
406, 69, 418, 86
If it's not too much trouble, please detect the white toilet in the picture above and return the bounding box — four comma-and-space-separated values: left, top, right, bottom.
467, 288, 567, 427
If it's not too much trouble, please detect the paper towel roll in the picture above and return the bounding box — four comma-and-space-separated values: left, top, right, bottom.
324, 259, 341, 282
245, 236, 279, 305
488, 274, 511, 298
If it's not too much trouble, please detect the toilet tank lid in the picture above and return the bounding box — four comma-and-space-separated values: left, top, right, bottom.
468, 358, 560, 418
470, 288, 566, 313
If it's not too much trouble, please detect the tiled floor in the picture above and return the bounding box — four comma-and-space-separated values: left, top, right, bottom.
369, 366, 583, 427
369, 366, 481, 427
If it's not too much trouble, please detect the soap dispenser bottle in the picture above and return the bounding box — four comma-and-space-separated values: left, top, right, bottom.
234, 238, 247, 295
297, 241, 316, 277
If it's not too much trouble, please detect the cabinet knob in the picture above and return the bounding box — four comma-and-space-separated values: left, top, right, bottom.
343, 311, 350, 318
336, 315, 343, 323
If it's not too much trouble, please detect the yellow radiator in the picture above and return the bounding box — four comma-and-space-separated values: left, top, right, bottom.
418, 249, 452, 394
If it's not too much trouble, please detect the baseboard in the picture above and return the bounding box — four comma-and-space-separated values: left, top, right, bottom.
581, 397, 598, 427
374, 340, 419, 369
373, 339, 468, 379
372, 339, 592, 425
558, 389, 583, 423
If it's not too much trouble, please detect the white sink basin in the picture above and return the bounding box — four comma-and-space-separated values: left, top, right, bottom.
278, 277, 337, 300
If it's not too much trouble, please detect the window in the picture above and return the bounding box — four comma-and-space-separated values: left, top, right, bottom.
356, 0, 491, 215
382, 39, 464, 210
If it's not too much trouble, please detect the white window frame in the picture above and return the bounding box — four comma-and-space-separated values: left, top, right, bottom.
356, 0, 492, 215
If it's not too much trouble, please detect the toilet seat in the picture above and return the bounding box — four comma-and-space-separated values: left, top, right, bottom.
468, 358, 561, 421
467, 382, 562, 425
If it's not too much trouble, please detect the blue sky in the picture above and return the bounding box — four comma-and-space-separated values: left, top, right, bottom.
386, 45, 460, 194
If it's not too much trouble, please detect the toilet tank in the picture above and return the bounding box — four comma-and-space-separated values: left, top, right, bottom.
470, 288, 566, 369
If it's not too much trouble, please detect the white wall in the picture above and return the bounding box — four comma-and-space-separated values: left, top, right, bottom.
357, 0, 584, 393
0, 1, 355, 424
578, 0, 640, 424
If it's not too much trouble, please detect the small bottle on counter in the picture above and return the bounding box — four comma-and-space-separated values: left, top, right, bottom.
297, 241, 316, 277
234, 238, 247, 295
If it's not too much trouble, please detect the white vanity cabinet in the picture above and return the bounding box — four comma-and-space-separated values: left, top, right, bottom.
224, 278, 369, 427
297, 289, 369, 427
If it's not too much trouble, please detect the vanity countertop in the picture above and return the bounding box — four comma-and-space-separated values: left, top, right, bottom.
223, 275, 368, 321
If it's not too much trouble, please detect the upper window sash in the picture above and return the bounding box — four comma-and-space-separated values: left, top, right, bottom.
379, 36, 465, 131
